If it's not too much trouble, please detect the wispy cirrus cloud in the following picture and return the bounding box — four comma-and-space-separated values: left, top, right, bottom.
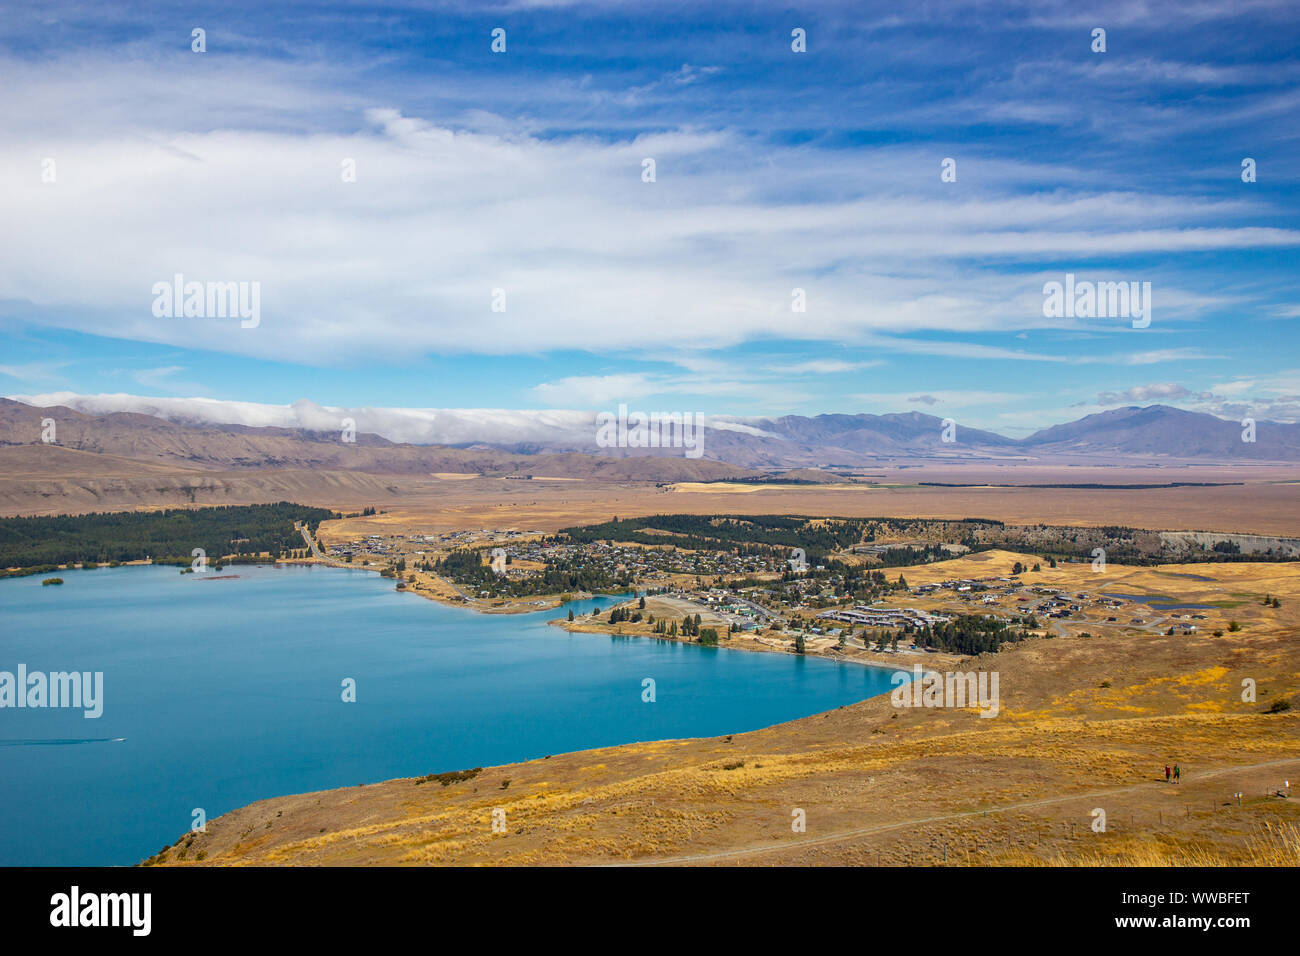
0, 361, 70, 385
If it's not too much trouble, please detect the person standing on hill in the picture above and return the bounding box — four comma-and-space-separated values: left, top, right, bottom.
1165, 764, 1171, 783
1173, 763, 1181, 784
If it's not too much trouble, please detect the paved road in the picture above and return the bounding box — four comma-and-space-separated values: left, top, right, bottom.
730, 595, 781, 622
295, 522, 325, 559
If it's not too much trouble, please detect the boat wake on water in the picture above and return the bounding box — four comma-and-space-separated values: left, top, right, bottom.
0, 737, 126, 747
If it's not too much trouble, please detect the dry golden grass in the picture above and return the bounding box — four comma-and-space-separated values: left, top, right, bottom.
1017, 822, 1300, 867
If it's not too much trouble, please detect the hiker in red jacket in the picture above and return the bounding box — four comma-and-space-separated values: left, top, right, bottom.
1165, 764, 1171, 783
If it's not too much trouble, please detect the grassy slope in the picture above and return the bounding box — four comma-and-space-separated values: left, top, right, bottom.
153, 554, 1300, 866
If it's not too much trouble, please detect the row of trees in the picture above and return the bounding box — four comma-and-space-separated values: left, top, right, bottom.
646, 614, 720, 646
0, 503, 336, 569
558, 514, 882, 561
608, 606, 646, 624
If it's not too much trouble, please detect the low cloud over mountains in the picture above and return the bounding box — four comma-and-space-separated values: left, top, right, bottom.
7, 394, 1300, 468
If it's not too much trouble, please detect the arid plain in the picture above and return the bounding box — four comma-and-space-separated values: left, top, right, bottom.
312, 463, 1300, 539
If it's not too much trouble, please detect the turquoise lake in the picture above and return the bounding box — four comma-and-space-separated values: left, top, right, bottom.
0, 564, 900, 865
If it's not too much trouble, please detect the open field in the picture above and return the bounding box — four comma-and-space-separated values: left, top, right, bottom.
5, 458, 1298, 536
154, 552, 1300, 867
293, 464, 1300, 542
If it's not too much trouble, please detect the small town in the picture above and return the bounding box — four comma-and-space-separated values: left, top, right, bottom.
311, 517, 1249, 663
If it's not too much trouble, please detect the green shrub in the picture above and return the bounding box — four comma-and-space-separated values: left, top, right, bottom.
415, 767, 483, 787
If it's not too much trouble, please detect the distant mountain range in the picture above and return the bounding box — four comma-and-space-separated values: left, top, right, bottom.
709, 406, 1300, 468
339, 403, 1293, 468
2, 399, 1298, 479
0, 398, 745, 482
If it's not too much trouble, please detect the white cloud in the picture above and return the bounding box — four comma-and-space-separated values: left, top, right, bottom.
531, 374, 660, 406
2, 52, 1297, 371
772, 359, 885, 374
6, 391, 781, 446
0, 361, 70, 385
530, 371, 809, 409
1115, 348, 1224, 365
1096, 383, 1215, 404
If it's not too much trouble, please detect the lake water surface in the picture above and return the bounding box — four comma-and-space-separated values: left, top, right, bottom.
0, 564, 898, 865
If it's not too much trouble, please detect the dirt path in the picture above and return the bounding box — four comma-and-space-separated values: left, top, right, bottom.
623, 756, 1300, 866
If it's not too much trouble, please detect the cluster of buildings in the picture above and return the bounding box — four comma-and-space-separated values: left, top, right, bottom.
330, 529, 532, 564
816, 605, 951, 629
328, 534, 394, 563
913, 576, 1017, 595
679, 588, 772, 628
1030, 589, 1087, 619
498, 540, 786, 581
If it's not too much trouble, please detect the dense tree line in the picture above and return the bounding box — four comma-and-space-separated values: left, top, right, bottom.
558, 515, 1008, 570
0, 503, 336, 569
558, 514, 1295, 567
559, 514, 875, 555
870, 545, 955, 568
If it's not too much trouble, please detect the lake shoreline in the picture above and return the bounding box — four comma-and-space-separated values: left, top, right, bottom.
550, 616, 966, 670
256, 558, 969, 668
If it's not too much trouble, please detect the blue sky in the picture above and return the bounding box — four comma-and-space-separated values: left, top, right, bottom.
1, 0, 1297, 437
